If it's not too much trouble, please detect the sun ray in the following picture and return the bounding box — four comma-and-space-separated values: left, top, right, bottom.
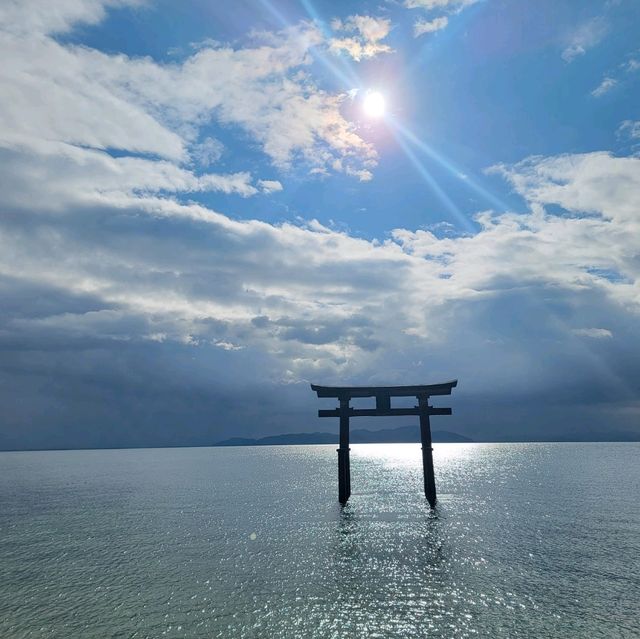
253, 0, 361, 95
299, 0, 362, 89
391, 119, 513, 214
390, 126, 476, 232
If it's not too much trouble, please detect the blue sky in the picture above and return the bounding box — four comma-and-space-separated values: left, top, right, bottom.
61, 0, 640, 236
0, 0, 639, 448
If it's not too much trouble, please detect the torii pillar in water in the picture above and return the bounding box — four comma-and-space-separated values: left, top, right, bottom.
311, 381, 458, 507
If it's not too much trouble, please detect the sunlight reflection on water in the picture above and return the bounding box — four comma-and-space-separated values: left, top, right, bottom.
1, 443, 639, 638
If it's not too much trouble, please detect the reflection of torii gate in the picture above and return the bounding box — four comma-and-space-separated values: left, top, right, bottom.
311, 381, 458, 507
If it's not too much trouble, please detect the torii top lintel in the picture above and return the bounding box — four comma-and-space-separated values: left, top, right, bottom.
310, 380, 457, 399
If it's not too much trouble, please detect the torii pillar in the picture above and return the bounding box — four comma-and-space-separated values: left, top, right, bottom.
418, 395, 436, 507
338, 396, 351, 504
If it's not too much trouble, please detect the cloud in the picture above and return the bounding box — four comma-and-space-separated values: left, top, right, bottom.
490, 152, 640, 226
589, 53, 640, 101
0, 31, 186, 161
0, 8, 377, 182
626, 58, 640, 72
404, 0, 477, 9
192, 137, 224, 166
0, 0, 142, 35
2, 148, 639, 387
572, 328, 613, 339
414, 16, 449, 37
404, 0, 477, 35
329, 15, 392, 61
562, 17, 609, 62
2, 2, 640, 447
0, 143, 266, 208
618, 120, 640, 140
258, 179, 283, 194
591, 77, 617, 97
2, 148, 640, 445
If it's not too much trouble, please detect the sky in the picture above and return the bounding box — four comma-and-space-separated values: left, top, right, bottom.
1, 0, 639, 449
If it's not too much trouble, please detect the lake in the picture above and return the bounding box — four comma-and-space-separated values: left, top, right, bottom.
1, 443, 639, 638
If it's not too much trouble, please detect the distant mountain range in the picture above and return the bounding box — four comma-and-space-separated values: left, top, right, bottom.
215, 425, 473, 447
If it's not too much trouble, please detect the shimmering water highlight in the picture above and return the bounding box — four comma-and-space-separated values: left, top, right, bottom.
1, 443, 639, 638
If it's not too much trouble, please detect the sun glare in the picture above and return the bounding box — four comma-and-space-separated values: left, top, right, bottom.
362, 90, 386, 118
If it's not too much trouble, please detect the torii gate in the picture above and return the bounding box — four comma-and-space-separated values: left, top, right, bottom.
311, 380, 458, 507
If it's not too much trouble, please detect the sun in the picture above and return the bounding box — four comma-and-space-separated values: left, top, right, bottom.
362, 90, 386, 119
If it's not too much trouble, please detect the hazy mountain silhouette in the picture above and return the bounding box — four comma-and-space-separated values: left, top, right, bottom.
215, 425, 473, 446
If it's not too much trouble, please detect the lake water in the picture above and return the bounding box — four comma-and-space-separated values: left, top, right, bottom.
1, 443, 639, 638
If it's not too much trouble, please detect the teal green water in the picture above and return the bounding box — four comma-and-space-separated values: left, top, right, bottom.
1, 443, 639, 638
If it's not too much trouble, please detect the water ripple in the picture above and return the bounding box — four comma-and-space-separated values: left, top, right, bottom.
1, 443, 639, 638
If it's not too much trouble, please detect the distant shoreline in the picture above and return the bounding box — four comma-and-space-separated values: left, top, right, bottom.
214, 426, 473, 447
1, 424, 639, 454
2, 442, 638, 453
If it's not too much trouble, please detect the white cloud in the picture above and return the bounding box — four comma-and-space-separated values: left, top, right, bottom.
404, 0, 477, 35
591, 77, 617, 97
2, 145, 640, 441
192, 137, 224, 166
0, 143, 265, 209
2, 9, 639, 336
0, 7, 377, 183
572, 328, 613, 339
2, 146, 639, 382
405, 0, 477, 9
491, 152, 640, 226
162, 25, 377, 176
258, 179, 283, 194
0, 32, 186, 161
329, 15, 392, 61
414, 16, 449, 37
626, 58, 640, 72
587, 50, 640, 101
336, 15, 391, 43
0, 0, 142, 35
618, 120, 640, 140
562, 17, 609, 63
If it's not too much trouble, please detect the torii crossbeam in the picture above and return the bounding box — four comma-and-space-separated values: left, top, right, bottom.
311, 380, 458, 507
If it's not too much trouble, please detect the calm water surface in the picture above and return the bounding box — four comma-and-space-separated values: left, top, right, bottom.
1, 443, 639, 638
